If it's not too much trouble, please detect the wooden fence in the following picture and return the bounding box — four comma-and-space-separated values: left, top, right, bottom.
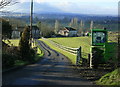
42, 38, 81, 65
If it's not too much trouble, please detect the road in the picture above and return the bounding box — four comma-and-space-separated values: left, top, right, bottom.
2, 40, 94, 85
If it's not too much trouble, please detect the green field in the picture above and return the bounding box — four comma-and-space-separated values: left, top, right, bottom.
49, 37, 91, 59
49, 37, 91, 48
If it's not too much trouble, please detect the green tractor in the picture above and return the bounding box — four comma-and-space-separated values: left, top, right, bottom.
90, 28, 109, 69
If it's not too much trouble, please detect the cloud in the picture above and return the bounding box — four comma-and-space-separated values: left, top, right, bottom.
48, 1, 118, 15
1, 0, 118, 15
18, 0, 119, 3
18, 0, 45, 3
18, 0, 30, 3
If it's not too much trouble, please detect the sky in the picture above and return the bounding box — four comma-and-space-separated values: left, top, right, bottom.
1, 0, 119, 16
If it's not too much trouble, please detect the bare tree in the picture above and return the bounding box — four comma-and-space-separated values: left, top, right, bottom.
90, 21, 93, 30
69, 18, 78, 29
78, 20, 83, 34
0, 0, 18, 9
54, 20, 60, 34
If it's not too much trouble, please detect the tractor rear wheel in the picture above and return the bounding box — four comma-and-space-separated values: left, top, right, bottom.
91, 48, 99, 69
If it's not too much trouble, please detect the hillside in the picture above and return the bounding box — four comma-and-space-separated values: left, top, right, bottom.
2, 12, 118, 31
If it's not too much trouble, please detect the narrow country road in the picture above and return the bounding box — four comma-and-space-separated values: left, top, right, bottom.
2, 40, 94, 85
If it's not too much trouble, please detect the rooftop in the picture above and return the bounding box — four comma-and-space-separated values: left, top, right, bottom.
65, 27, 76, 31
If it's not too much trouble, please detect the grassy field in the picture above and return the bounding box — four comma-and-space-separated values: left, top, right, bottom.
49, 37, 91, 59
49, 37, 91, 48
108, 32, 118, 43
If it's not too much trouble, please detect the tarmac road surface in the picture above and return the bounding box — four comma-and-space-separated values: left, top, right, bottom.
2, 40, 94, 86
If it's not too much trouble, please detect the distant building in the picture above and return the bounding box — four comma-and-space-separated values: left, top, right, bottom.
11, 26, 24, 39
31, 25, 41, 39
85, 31, 91, 36
11, 25, 41, 39
58, 27, 77, 37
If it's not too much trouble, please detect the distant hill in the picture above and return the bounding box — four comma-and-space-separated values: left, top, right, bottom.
1, 12, 118, 31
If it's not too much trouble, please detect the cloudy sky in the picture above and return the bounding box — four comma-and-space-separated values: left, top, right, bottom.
1, 0, 119, 15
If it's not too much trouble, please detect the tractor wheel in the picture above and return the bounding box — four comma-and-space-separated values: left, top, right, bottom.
91, 48, 99, 69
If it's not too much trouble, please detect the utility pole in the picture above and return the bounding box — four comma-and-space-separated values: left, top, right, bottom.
30, 0, 33, 47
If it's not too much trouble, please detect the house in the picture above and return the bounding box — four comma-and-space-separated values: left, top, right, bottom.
11, 26, 24, 39
58, 28, 69, 36
11, 25, 41, 39
11, 30, 21, 39
31, 25, 41, 39
58, 27, 77, 37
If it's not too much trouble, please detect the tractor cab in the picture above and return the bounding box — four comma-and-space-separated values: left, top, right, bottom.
92, 29, 107, 46
90, 28, 108, 69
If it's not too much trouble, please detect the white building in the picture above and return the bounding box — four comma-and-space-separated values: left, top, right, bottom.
58, 27, 77, 37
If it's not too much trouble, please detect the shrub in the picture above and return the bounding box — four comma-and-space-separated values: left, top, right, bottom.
2, 53, 16, 69
19, 26, 35, 62
6, 46, 22, 60
2, 45, 23, 69
19, 26, 30, 61
2, 19, 12, 39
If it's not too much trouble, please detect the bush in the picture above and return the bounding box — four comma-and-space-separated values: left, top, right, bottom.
19, 26, 36, 62
2, 45, 22, 69
19, 26, 30, 61
6, 46, 20, 56
2, 53, 16, 69
2, 19, 12, 39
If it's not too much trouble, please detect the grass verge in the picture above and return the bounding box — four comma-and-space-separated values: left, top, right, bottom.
14, 47, 44, 67
96, 68, 120, 85
34, 47, 44, 62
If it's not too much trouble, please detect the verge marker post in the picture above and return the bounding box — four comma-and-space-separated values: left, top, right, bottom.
76, 46, 81, 65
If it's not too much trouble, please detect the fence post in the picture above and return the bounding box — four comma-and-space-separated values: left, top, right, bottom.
76, 46, 81, 65
88, 54, 90, 67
